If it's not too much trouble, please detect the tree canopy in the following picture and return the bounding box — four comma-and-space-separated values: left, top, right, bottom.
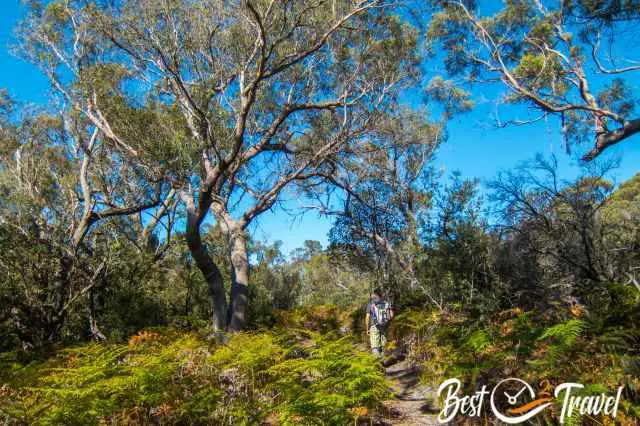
427, 0, 640, 160
15, 0, 424, 331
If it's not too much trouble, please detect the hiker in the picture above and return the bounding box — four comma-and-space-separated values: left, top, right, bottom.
365, 288, 394, 359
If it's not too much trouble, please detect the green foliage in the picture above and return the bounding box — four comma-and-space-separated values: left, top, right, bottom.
0, 322, 386, 425
393, 308, 440, 339
393, 296, 639, 423
538, 319, 584, 345
427, 0, 640, 159
513, 53, 564, 92
425, 76, 474, 118
536, 319, 585, 368
276, 305, 345, 334
265, 333, 386, 425
464, 330, 491, 354
0, 329, 210, 424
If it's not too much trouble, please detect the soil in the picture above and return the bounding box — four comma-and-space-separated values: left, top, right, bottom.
355, 343, 442, 426
376, 354, 440, 425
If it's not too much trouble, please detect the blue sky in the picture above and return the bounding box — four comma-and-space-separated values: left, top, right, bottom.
2, 1, 639, 255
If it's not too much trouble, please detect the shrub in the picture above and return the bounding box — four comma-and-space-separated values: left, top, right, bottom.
0, 326, 387, 425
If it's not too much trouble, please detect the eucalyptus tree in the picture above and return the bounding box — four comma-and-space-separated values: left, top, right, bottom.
309, 109, 443, 305
602, 172, 640, 292
0, 101, 173, 346
19, 0, 420, 331
488, 155, 621, 309
428, 0, 640, 160
423, 172, 493, 310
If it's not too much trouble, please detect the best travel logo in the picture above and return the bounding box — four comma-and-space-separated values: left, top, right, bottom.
437, 377, 624, 424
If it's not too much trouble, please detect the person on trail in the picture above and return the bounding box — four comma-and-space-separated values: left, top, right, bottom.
365, 288, 393, 360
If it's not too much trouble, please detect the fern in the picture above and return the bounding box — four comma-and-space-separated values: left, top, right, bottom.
464, 330, 491, 354
0, 326, 387, 425
264, 332, 386, 425
563, 408, 583, 426
539, 319, 585, 346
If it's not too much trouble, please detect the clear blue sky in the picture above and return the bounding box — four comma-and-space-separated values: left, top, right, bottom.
2, 1, 639, 255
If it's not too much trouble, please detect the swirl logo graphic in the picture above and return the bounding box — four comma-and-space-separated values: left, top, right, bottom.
489, 378, 552, 424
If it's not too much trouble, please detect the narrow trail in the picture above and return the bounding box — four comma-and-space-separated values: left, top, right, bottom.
355, 342, 441, 425
376, 354, 440, 425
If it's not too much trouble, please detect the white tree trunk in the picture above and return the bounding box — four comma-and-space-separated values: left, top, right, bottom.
228, 229, 250, 331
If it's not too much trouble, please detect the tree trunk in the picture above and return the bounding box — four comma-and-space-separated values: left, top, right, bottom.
185, 212, 228, 332
228, 229, 250, 331
48, 253, 74, 343
88, 284, 107, 341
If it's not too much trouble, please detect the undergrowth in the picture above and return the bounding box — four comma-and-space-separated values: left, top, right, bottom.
0, 309, 385, 425
3, 292, 638, 425
393, 283, 640, 424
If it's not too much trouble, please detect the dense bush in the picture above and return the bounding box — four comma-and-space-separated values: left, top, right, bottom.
392, 282, 640, 425
0, 315, 386, 425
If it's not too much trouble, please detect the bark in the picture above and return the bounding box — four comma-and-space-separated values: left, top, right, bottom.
88, 267, 107, 341
141, 188, 176, 247
72, 128, 99, 251
88, 315, 106, 341
185, 210, 228, 331
583, 118, 640, 161
48, 253, 74, 343
228, 229, 250, 331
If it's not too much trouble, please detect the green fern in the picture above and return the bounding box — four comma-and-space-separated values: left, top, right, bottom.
0, 327, 387, 425
464, 330, 491, 354
539, 319, 585, 346
597, 327, 639, 354
563, 408, 583, 426
264, 332, 386, 425
537, 320, 585, 369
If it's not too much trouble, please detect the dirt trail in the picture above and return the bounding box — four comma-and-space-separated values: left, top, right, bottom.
375, 354, 440, 425
352, 339, 441, 425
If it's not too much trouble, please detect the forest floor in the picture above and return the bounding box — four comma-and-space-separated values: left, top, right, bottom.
357, 345, 440, 425
379, 355, 440, 425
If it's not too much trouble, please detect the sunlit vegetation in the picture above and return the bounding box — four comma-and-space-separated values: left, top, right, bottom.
2, 0, 640, 424
393, 286, 640, 424
0, 312, 385, 425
